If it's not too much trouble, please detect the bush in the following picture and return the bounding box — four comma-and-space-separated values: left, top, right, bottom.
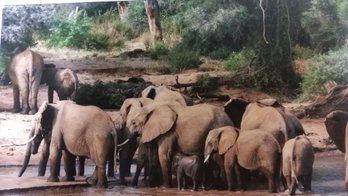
208, 47, 231, 60
299, 47, 348, 101
224, 48, 255, 71
126, 1, 148, 38
166, 45, 201, 72
75, 80, 148, 109
293, 45, 314, 60
195, 74, 218, 93
147, 42, 169, 60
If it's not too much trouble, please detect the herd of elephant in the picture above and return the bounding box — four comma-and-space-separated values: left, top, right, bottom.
5, 49, 348, 195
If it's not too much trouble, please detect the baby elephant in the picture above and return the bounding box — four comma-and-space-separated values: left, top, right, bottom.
172, 153, 204, 191
282, 135, 314, 195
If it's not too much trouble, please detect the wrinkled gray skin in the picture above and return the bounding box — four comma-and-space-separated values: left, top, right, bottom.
324, 110, 348, 189
126, 101, 234, 187
204, 126, 239, 191
172, 153, 204, 191
235, 130, 281, 193
7, 49, 44, 114
19, 101, 118, 188
41, 67, 79, 103
282, 135, 314, 196
224, 98, 305, 148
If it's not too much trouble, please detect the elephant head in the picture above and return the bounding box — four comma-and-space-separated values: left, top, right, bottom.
127, 103, 177, 143
204, 126, 238, 163
18, 101, 56, 177
142, 85, 193, 106
325, 110, 348, 153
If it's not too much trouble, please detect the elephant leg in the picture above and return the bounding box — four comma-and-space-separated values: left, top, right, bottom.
62, 151, 75, 181
303, 169, 312, 192
12, 85, 20, 113
48, 86, 54, 103
289, 176, 297, 195
29, 73, 41, 114
263, 169, 277, 193
345, 158, 348, 190
96, 165, 107, 188
19, 82, 29, 114
225, 154, 236, 191
78, 156, 85, 176
131, 161, 144, 187
47, 147, 62, 182
177, 170, 182, 190
158, 147, 172, 187
86, 166, 98, 185
38, 141, 50, 176
107, 151, 115, 177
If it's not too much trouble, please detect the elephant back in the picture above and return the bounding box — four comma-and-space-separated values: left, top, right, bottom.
325, 110, 348, 153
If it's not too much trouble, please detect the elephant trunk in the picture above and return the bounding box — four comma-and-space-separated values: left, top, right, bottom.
18, 131, 35, 177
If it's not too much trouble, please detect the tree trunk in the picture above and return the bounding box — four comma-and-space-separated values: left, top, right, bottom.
144, 0, 163, 43
117, 1, 128, 22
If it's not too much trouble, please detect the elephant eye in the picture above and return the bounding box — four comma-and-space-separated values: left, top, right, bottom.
131, 120, 136, 125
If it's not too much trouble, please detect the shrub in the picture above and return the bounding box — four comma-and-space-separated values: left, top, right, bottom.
208, 47, 231, 60
195, 74, 218, 93
147, 42, 169, 60
293, 45, 314, 60
166, 45, 201, 72
126, 1, 148, 38
299, 47, 348, 101
75, 80, 148, 109
224, 48, 255, 71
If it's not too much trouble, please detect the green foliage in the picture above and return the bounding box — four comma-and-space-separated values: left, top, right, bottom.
126, 1, 148, 38
293, 45, 314, 60
166, 45, 201, 73
208, 47, 231, 60
195, 74, 218, 93
75, 80, 148, 109
299, 48, 348, 101
147, 42, 169, 60
224, 48, 255, 71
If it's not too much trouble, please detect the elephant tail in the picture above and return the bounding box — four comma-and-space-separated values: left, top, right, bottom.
290, 136, 299, 184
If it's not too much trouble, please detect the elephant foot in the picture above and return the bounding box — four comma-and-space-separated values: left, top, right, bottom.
131, 180, 139, 187
86, 177, 97, 186
47, 176, 59, 182
96, 181, 108, 189
107, 172, 115, 178
13, 108, 21, 113
119, 179, 128, 186
29, 109, 37, 115
61, 175, 75, 182
20, 108, 29, 115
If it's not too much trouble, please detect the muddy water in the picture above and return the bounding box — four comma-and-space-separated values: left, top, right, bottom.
2, 151, 347, 195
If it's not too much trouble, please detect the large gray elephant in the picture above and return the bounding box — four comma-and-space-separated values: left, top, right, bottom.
204, 126, 239, 191
126, 101, 234, 187
224, 98, 304, 147
141, 85, 193, 106
19, 101, 118, 188
324, 110, 348, 189
41, 67, 79, 103
7, 49, 44, 114
282, 135, 314, 195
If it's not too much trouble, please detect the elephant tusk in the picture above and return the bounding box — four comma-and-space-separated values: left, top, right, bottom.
25, 134, 37, 143
204, 154, 210, 163
117, 139, 130, 148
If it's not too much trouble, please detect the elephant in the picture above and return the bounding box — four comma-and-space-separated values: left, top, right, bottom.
7, 49, 44, 114
224, 98, 305, 147
41, 67, 79, 103
18, 101, 118, 188
141, 85, 193, 106
172, 152, 204, 191
204, 126, 239, 191
282, 135, 314, 195
126, 101, 234, 187
324, 110, 348, 189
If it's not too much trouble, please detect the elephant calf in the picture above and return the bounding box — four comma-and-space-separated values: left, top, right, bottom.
172, 153, 204, 191
282, 135, 314, 195
42, 67, 79, 103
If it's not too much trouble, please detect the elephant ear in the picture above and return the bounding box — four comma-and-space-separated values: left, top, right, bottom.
325, 110, 348, 153
142, 85, 157, 99
218, 127, 238, 155
141, 105, 177, 143
224, 98, 249, 128
120, 98, 142, 120
33, 101, 50, 135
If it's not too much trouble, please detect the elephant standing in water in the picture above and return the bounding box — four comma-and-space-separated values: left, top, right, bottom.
125, 101, 234, 187
41, 67, 79, 103
282, 135, 314, 195
224, 98, 304, 147
7, 49, 44, 114
19, 101, 119, 188
325, 110, 348, 189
